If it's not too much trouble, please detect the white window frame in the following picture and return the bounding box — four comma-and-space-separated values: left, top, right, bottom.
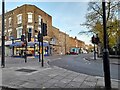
28, 12, 33, 23
0, 32, 1, 39
16, 27, 22, 38
38, 15, 41, 25
4, 19, 6, 25
5, 30, 7, 33
9, 17, 12, 27
17, 14, 22, 24
4, 19, 6, 28
8, 29, 12, 32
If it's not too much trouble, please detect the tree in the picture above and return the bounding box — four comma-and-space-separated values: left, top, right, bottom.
81, 1, 119, 48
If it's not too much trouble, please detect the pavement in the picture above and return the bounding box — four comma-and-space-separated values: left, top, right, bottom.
0, 56, 120, 89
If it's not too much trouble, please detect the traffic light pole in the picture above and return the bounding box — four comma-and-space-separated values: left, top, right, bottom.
24, 6, 27, 63
12, 39, 14, 56
38, 32, 41, 62
94, 44, 96, 60
41, 19, 44, 67
102, 1, 111, 89
1, 0, 5, 68
42, 34, 44, 67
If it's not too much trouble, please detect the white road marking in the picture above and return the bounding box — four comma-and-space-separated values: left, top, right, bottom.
53, 58, 62, 60
83, 58, 91, 64
95, 76, 120, 82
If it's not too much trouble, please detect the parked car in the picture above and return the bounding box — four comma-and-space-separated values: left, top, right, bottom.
70, 52, 78, 55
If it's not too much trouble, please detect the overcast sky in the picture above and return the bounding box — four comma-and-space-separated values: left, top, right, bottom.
0, 1, 93, 45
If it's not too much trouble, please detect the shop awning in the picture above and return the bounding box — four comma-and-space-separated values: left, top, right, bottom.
10, 41, 24, 47
27, 42, 49, 47
10, 41, 49, 47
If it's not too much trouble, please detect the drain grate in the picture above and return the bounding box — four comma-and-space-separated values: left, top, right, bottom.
16, 68, 37, 73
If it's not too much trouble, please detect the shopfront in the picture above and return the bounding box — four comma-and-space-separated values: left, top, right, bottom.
9, 41, 50, 57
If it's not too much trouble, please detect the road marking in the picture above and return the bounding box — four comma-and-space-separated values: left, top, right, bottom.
95, 76, 120, 82
47, 59, 51, 61
83, 58, 91, 65
53, 58, 62, 60
83, 58, 89, 62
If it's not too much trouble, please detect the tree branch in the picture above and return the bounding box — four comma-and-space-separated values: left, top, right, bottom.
107, 2, 111, 21
91, 6, 103, 17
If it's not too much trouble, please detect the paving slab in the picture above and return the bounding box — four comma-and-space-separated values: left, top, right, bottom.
52, 75, 65, 81
68, 81, 82, 88
20, 82, 39, 88
51, 81, 68, 88
60, 78, 72, 84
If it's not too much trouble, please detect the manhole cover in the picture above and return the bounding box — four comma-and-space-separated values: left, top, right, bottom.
16, 68, 37, 73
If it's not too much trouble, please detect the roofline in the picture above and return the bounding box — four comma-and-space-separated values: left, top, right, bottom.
3, 4, 52, 17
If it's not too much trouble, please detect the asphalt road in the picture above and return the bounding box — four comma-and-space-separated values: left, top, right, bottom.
48, 53, 119, 80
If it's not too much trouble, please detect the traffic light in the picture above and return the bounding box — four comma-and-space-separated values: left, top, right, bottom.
92, 35, 95, 44
21, 35, 25, 42
38, 32, 43, 42
42, 23, 47, 36
91, 35, 100, 44
28, 33, 31, 42
95, 37, 100, 44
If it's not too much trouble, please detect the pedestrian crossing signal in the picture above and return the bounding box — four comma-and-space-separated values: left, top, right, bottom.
21, 35, 25, 42
28, 33, 31, 42
91, 35, 100, 44
42, 23, 47, 36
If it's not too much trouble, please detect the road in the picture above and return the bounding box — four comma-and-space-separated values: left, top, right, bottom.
47, 53, 119, 80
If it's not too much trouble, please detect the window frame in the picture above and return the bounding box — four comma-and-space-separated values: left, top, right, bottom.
28, 12, 33, 23
17, 14, 22, 24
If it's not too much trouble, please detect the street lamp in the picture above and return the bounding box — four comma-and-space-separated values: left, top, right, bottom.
1, 0, 5, 68
102, 1, 111, 89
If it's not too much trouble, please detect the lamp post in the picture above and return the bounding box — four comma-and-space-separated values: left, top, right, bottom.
102, 1, 111, 89
1, 0, 5, 68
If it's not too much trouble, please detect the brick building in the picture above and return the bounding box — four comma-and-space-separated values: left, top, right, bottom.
50, 26, 61, 55
51, 26, 85, 55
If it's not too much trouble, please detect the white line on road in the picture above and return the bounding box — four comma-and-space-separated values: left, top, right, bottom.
53, 58, 62, 60
83, 58, 91, 64
95, 76, 120, 82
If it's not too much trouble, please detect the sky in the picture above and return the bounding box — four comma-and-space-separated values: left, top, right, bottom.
0, 1, 93, 45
